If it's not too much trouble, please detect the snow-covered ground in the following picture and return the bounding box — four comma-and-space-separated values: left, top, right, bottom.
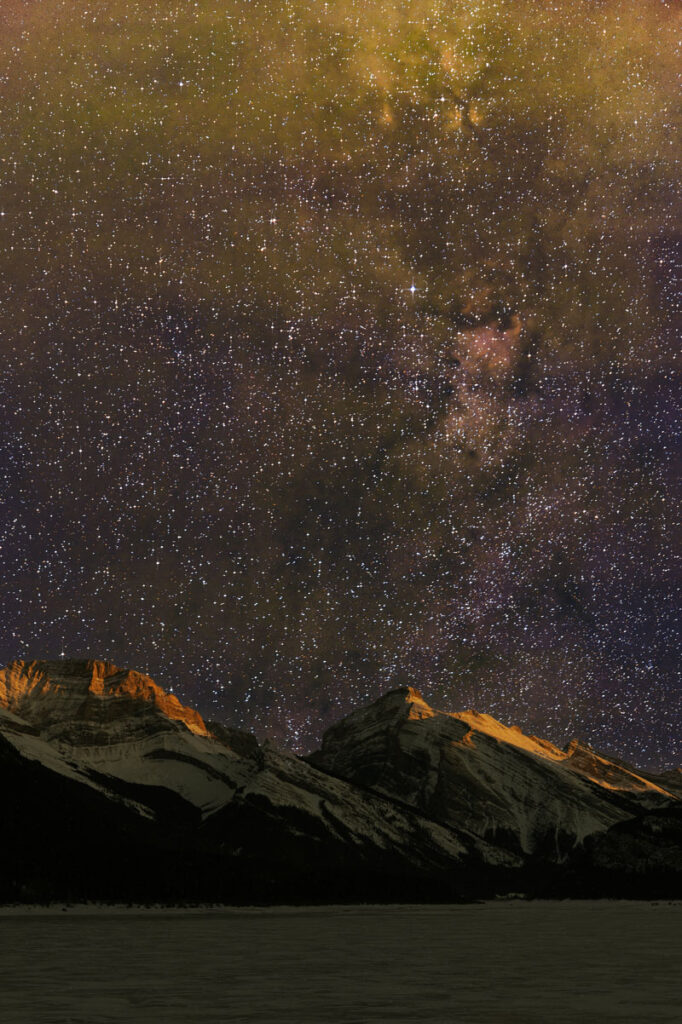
0, 902, 680, 1023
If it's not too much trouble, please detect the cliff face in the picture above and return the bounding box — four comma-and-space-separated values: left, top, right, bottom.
0, 659, 209, 738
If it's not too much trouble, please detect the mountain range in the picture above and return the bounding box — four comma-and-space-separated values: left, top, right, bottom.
1, 659, 680, 903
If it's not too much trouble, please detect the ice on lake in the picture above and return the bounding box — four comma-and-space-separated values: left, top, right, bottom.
1, 901, 680, 1023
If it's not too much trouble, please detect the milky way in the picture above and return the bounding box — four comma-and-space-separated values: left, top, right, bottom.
0, 1, 679, 765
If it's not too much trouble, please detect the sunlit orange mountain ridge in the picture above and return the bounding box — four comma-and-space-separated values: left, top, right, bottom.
0, 658, 209, 736
1, 659, 681, 904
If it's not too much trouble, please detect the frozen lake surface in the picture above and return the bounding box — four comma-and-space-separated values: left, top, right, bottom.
1, 901, 680, 1023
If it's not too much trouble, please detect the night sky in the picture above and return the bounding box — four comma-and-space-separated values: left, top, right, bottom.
0, 1, 679, 767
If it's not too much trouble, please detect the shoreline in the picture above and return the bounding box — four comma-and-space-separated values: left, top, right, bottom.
1, 898, 680, 916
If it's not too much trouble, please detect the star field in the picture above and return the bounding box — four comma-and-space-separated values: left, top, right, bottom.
0, 0, 679, 766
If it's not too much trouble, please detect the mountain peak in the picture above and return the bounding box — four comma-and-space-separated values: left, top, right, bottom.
382, 685, 433, 713
0, 658, 209, 737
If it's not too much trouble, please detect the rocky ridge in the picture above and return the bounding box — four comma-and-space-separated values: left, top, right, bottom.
0, 661, 680, 903
0, 659, 208, 737
308, 686, 677, 857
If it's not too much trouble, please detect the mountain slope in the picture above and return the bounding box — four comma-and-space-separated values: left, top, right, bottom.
308, 687, 678, 858
0, 661, 503, 902
0, 661, 679, 902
